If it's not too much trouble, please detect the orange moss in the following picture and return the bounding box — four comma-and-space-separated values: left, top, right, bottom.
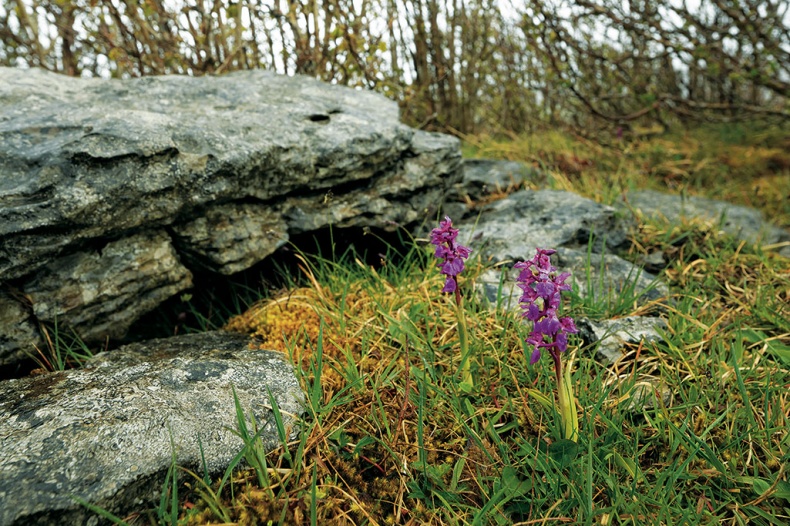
224, 288, 323, 354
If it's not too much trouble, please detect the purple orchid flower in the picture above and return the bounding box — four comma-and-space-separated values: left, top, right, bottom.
515, 248, 578, 365
430, 216, 472, 303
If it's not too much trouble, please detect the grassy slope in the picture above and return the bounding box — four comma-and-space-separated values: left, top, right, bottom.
461, 124, 790, 229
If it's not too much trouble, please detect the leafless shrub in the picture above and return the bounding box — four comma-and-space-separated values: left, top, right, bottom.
1, 1, 786, 134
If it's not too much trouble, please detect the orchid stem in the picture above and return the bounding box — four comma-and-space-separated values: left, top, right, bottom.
554, 350, 579, 442
456, 298, 473, 393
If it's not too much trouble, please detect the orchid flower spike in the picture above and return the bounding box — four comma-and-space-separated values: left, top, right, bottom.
515, 248, 578, 365
430, 216, 471, 296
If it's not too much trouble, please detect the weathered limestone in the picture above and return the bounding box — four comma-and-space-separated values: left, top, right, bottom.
24, 231, 193, 343
0, 68, 461, 366
459, 159, 544, 201
0, 291, 40, 367
554, 247, 667, 304
620, 189, 790, 257
467, 189, 666, 308
477, 250, 667, 313
467, 189, 631, 258
0, 331, 304, 526
577, 316, 669, 363
172, 204, 289, 275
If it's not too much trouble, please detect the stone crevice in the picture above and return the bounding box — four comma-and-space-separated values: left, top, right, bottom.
0, 68, 462, 366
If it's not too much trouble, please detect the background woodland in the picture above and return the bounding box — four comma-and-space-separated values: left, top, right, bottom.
1, 1, 788, 136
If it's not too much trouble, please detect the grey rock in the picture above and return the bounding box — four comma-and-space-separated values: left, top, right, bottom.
0, 292, 41, 367
23, 231, 193, 343
382, 130, 463, 221
623, 380, 672, 412
467, 190, 631, 261
0, 331, 304, 526
172, 204, 289, 275
459, 159, 543, 200
381, 130, 462, 197
577, 316, 669, 363
0, 68, 460, 366
467, 190, 665, 307
475, 267, 522, 311
640, 250, 667, 273
554, 248, 668, 305
283, 131, 461, 233
477, 249, 667, 311
621, 190, 790, 257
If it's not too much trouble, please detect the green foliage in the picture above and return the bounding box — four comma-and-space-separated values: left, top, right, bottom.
27, 318, 94, 372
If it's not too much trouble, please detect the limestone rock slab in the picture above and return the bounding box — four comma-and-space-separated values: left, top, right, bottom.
577, 316, 669, 363
467, 190, 631, 261
466, 189, 665, 307
23, 231, 193, 342
477, 248, 667, 312
554, 248, 668, 305
172, 204, 289, 275
0, 331, 304, 526
0, 292, 41, 367
459, 159, 544, 200
0, 68, 461, 366
621, 190, 790, 257
0, 68, 425, 279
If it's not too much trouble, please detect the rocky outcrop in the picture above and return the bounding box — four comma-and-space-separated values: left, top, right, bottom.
467, 189, 668, 311
0, 68, 461, 366
620, 189, 790, 257
577, 316, 669, 364
468, 189, 631, 256
0, 292, 40, 367
25, 231, 192, 344
0, 331, 303, 526
457, 159, 544, 200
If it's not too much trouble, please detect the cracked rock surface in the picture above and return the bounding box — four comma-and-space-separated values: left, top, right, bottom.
0, 331, 303, 526
0, 68, 461, 366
